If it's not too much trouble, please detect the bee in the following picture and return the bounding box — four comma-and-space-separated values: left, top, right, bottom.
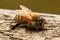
11, 5, 46, 31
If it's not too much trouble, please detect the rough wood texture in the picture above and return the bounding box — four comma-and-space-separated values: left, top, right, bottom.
0, 5, 60, 40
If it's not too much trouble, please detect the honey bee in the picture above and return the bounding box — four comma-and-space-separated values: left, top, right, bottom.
11, 5, 46, 31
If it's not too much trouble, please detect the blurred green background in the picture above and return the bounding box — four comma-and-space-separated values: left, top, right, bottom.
0, 0, 60, 14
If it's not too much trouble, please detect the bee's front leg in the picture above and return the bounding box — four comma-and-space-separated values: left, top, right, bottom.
36, 18, 45, 31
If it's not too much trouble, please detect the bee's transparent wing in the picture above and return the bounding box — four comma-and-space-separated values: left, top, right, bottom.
19, 5, 32, 13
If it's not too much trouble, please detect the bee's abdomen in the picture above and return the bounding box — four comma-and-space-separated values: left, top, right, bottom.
14, 15, 31, 23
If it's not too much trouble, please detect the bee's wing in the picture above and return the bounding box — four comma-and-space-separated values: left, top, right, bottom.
19, 5, 32, 13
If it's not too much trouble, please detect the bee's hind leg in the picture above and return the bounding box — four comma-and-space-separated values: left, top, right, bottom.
10, 23, 22, 31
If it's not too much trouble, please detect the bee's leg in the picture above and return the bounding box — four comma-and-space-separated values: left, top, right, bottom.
40, 18, 45, 29
36, 21, 43, 32
27, 22, 33, 33
40, 18, 45, 37
36, 21, 39, 32
11, 23, 22, 30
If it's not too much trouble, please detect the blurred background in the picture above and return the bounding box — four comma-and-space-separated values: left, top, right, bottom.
0, 0, 60, 14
